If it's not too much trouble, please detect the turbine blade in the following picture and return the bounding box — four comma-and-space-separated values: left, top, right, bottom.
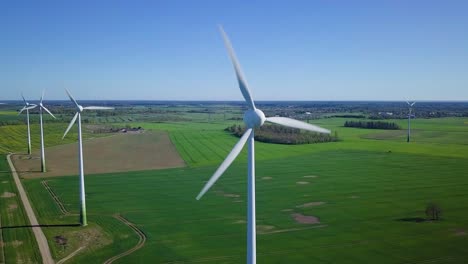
266, 117, 330, 134
411, 102, 416, 106
83, 106, 114, 110
65, 89, 81, 109
196, 128, 253, 200
41, 106, 56, 119
21, 93, 27, 105
63, 112, 79, 139
219, 25, 256, 110
26, 105, 37, 110
18, 106, 27, 115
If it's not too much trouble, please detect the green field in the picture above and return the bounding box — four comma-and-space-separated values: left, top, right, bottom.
0, 116, 464, 263
0, 157, 41, 263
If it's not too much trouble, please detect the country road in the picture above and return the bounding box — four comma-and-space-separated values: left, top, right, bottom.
7, 154, 54, 264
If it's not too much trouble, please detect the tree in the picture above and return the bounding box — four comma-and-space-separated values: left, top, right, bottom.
425, 202, 442, 220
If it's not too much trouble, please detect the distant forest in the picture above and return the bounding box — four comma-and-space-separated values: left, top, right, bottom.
344, 121, 400, 130
225, 124, 339, 145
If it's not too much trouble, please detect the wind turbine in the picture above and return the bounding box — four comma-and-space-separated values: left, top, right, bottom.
18, 94, 37, 155
406, 101, 416, 142
62, 89, 114, 226
38, 91, 56, 172
196, 26, 331, 264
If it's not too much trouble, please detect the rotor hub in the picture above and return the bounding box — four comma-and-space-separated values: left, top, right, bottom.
78, 105, 84, 112
243, 109, 266, 128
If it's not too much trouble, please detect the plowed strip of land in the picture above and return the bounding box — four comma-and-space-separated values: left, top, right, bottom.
6, 154, 54, 264
12, 131, 185, 178
104, 215, 146, 264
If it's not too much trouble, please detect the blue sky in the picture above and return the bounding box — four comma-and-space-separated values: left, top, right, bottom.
1, 0, 467, 101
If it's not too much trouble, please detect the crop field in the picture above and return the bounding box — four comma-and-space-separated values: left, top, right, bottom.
0, 156, 41, 264
0, 122, 108, 155
3, 116, 465, 263
11, 131, 185, 178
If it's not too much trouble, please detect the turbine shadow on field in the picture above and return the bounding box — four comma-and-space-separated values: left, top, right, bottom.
0, 223, 80, 230
396, 217, 427, 223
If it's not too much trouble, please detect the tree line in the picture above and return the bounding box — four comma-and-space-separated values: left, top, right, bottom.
225, 124, 338, 145
344, 120, 400, 130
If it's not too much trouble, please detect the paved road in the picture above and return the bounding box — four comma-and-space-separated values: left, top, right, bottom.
7, 154, 55, 264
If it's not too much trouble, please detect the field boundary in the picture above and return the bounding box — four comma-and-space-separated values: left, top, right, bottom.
6, 154, 55, 264
103, 214, 146, 264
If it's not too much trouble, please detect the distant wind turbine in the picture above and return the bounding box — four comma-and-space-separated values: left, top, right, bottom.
18, 93, 37, 155
406, 101, 416, 142
196, 26, 331, 264
38, 91, 56, 172
62, 89, 114, 226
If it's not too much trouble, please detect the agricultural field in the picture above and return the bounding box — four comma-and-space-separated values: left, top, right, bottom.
1, 102, 468, 263
0, 156, 41, 263
12, 131, 185, 178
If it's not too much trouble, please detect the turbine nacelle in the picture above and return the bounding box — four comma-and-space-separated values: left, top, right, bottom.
244, 109, 266, 128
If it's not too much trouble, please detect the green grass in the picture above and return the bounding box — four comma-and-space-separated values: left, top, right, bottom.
14, 117, 468, 263
23, 150, 468, 263
0, 156, 41, 263
0, 123, 109, 154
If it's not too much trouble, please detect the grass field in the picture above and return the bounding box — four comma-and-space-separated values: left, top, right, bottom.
0, 156, 41, 263
7, 116, 466, 263
0, 122, 108, 155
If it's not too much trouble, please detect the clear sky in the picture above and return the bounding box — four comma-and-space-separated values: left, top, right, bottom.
1, 0, 467, 101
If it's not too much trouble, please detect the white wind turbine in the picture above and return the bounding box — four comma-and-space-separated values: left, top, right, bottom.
62, 89, 114, 226
196, 26, 331, 264
38, 91, 56, 172
18, 93, 38, 155
406, 101, 416, 142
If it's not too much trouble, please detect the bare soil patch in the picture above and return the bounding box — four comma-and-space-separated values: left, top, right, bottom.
7, 203, 18, 211
1, 181, 7, 183
261, 177, 272, 180
12, 131, 186, 178
234, 220, 246, 224
296, 181, 309, 185
291, 213, 320, 224
257, 225, 275, 234
215, 190, 240, 199
349, 195, 359, 199
223, 193, 240, 198
281, 209, 293, 212
296, 202, 325, 208
11, 240, 23, 247
303, 175, 317, 178
0, 192, 16, 198
260, 225, 327, 235
454, 229, 466, 236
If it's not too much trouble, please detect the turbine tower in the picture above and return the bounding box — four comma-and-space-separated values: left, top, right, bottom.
38, 91, 56, 172
196, 26, 331, 264
18, 93, 37, 155
406, 101, 416, 142
62, 89, 114, 226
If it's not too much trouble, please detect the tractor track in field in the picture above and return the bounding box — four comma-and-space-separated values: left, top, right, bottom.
41, 180, 75, 216
103, 214, 146, 264
56, 246, 85, 264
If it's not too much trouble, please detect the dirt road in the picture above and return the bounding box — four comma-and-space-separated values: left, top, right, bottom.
6, 154, 54, 264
